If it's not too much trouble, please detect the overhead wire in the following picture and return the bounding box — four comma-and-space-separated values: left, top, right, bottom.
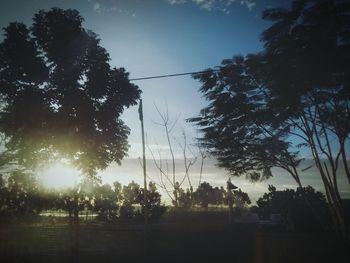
129, 69, 220, 81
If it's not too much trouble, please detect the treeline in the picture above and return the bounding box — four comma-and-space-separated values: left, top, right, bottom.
178, 182, 250, 209
0, 171, 251, 222
0, 171, 165, 221
1, 170, 337, 230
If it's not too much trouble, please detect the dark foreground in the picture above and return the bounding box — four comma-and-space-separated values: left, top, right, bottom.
0, 214, 349, 263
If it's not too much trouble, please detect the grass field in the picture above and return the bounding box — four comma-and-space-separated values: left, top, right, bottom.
0, 212, 348, 263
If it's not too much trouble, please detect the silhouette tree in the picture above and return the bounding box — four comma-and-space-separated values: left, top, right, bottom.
189, 0, 349, 233
119, 181, 165, 220
57, 187, 85, 220
0, 8, 141, 177
189, 56, 288, 182
119, 181, 140, 219
193, 182, 222, 209
122, 181, 141, 204
93, 184, 119, 220
138, 182, 166, 220
229, 189, 251, 208
258, 0, 350, 231
178, 187, 193, 209
257, 185, 329, 230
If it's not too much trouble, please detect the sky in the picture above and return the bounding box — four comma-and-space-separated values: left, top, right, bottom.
0, 0, 278, 156
2, 0, 347, 203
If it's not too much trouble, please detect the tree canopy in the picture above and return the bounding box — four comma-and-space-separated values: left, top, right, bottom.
256, 185, 330, 230
189, 0, 350, 231
0, 8, 141, 176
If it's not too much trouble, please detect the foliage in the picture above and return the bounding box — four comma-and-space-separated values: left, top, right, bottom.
55, 187, 86, 220
0, 176, 166, 221
0, 8, 141, 176
178, 187, 193, 209
0, 171, 43, 217
189, 0, 350, 231
122, 181, 141, 205
119, 202, 135, 220
92, 184, 119, 220
138, 182, 166, 220
229, 189, 251, 208
176, 182, 250, 210
188, 55, 299, 181
256, 185, 330, 229
193, 182, 231, 209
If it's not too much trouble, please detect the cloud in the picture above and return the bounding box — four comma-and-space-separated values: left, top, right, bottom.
93, 2, 101, 13
167, 0, 187, 5
89, 0, 137, 16
193, 0, 216, 11
166, 0, 255, 13
240, 0, 256, 11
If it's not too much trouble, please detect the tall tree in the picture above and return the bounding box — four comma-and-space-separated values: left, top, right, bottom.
189, 0, 349, 233
0, 8, 140, 177
258, 0, 350, 232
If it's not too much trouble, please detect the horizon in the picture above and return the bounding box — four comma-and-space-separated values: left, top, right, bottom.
37, 157, 350, 204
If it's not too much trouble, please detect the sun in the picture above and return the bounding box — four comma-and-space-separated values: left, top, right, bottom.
39, 160, 80, 189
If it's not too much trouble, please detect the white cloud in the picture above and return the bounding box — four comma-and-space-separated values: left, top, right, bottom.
93, 2, 101, 13
192, 0, 216, 11
224, 0, 237, 6
89, 0, 137, 16
165, 0, 255, 12
240, 0, 256, 11
167, 0, 187, 5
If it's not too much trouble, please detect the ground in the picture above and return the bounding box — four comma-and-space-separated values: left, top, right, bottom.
0, 212, 348, 263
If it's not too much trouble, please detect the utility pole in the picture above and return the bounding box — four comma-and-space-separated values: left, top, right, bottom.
227, 180, 232, 233
227, 178, 237, 233
138, 99, 148, 226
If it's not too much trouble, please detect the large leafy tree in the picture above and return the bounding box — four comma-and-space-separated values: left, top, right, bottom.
256, 185, 329, 230
189, 0, 349, 232
189, 56, 301, 183
0, 8, 140, 176
257, 0, 350, 231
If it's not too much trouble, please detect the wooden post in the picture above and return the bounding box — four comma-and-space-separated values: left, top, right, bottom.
139, 99, 148, 225
227, 180, 232, 233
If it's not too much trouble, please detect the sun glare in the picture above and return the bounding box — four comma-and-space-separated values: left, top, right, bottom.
39, 161, 80, 189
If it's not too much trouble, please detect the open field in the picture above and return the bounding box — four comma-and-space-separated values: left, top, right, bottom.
0, 212, 348, 263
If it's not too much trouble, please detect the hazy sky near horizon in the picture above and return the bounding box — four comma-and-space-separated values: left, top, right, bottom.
2, 0, 341, 201
37, 157, 350, 204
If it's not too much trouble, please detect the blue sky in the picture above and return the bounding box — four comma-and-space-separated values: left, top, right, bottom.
0, 0, 279, 157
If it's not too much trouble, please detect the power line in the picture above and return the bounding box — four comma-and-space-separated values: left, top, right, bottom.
129, 69, 219, 81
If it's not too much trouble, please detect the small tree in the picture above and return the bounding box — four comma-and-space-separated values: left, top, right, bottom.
193, 182, 227, 209
119, 181, 140, 219
229, 189, 251, 208
256, 185, 330, 230
93, 184, 119, 221
119, 181, 165, 220
138, 182, 166, 220
178, 188, 193, 209
58, 187, 84, 221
